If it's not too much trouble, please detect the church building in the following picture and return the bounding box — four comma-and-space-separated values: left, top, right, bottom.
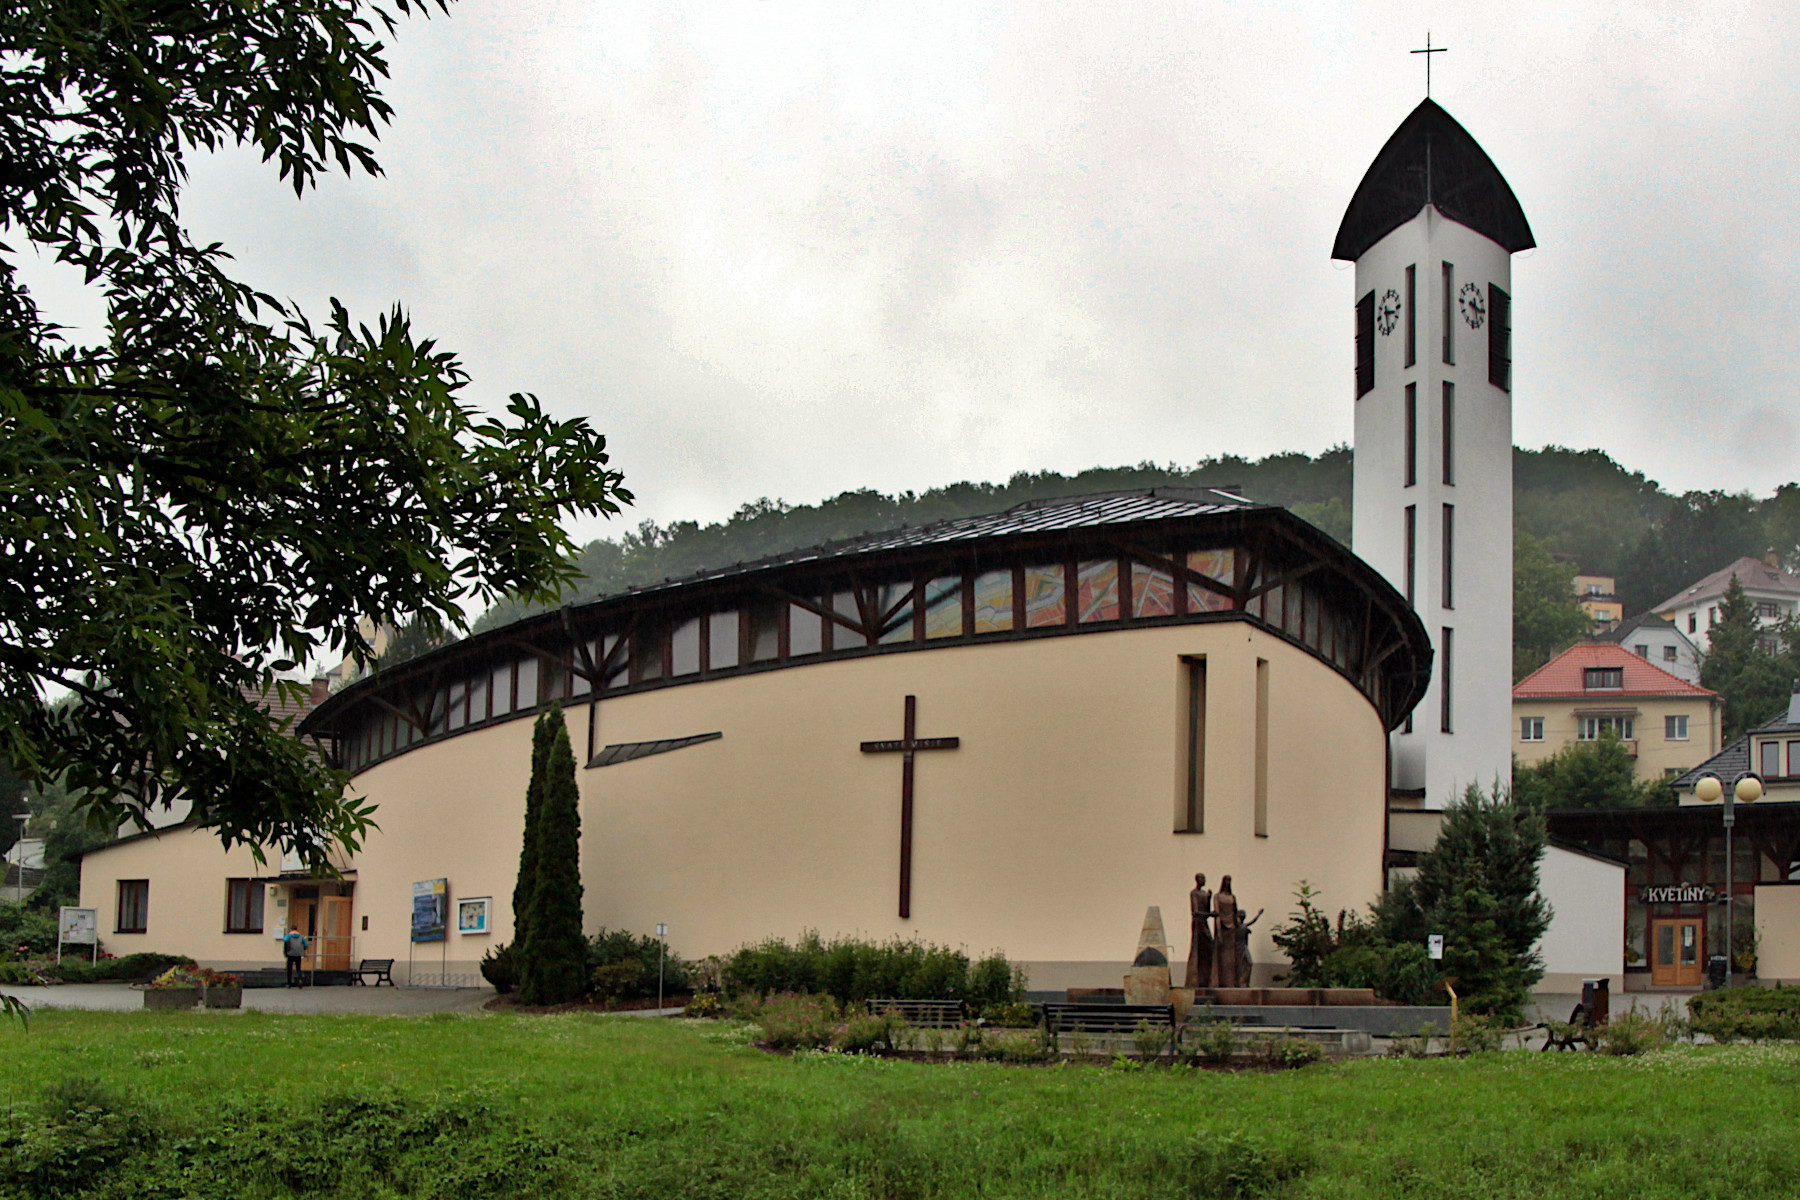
79, 96, 1607, 993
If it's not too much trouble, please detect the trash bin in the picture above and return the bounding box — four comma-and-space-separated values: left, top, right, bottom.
1707, 955, 1728, 988
1580, 978, 1610, 1026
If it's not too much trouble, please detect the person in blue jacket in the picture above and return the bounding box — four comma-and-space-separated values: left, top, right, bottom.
283, 927, 309, 987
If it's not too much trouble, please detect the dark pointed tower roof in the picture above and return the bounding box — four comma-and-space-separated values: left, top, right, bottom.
1331, 98, 1534, 261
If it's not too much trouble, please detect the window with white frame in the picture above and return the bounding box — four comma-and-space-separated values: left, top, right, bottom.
1583, 667, 1624, 690
1762, 740, 1781, 778
1520, 717, 1544, 742
1664, 715, 1689, 741
1663, 645, 1678, 662
1578, 716, 1634, 741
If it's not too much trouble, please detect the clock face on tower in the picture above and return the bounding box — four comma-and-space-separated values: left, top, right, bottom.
1376, 289, 1401, 337
1459, 282, 1486, 330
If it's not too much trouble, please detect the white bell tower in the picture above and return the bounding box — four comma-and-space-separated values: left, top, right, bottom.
1334, 99, 1534, 807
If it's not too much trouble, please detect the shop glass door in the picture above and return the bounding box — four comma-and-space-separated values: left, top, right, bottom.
1650, 917, 1703, 987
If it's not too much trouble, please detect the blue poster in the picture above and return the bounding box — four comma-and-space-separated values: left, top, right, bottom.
412, 878, 448, 943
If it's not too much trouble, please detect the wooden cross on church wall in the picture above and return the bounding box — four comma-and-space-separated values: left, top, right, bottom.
861, 695, 960, 919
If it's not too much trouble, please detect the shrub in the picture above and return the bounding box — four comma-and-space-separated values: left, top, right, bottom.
833, 1011, 901, 1055
720, 932, 1021, 1008
982, 1001, 1040, 1028
1385, 1023, 1436, 1058
589, 960, 642, 1003
1186, 1019, 1239, 1065
1689, 985, 1800, 1042
1132, 1019, 1172, 1061
1592, 1008, 1666, 1056
480, 942, 520, 994
1182, 1129, 1313, 1197
586, 928, 691, 1000
1258, 1033, 1322, 1069
1450, 1011, 1506, 1053
683, 993, 724, 1019
749, 993, 840, 1051
0, 902, 58, 957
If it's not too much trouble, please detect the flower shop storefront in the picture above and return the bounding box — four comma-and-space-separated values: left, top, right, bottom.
1547, 803, 1800, 989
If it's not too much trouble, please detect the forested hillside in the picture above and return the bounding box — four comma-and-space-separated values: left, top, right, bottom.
472, 445, 1800, 635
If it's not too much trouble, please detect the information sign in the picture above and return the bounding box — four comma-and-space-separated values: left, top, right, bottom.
412, 878, 448, 942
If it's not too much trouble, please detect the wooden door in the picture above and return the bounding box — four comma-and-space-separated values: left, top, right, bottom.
289, 898, 318, 966
1650, 917, 1703, 987
320, 897, 354, 971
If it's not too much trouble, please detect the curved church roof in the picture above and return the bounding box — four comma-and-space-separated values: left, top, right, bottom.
1331, 98, 1535, 262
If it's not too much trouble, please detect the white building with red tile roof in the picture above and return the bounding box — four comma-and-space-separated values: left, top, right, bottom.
1513, 643, 1722, 782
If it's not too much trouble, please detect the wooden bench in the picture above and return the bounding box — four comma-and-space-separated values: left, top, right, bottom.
1042, 1002, 1177, 1036
870, 998, 968, 1027
351, 958, 396, 987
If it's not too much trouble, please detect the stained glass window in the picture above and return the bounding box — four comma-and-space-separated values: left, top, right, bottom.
1133, 564, 1176, 618
972, 570, 1014, 633
447, 680, 467, 731
924, 576, 963, 639
1077, 560, 1120, 623
879, 582, 914, 644
491, 661, 514, 716
1186, 549, 1235, 612
516, 656, 539, 705
468, 674, 489, 723
748, 602, 781, 661
1024, 565, 1066, 628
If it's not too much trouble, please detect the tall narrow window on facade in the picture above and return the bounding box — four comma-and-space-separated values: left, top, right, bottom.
1404, 383, 1417, 487
1441, 262, 1454, 364
1254, 658, 1270, 837
1440, 628, 1454, 733
1441, 382, 1455, 485
1442, 504, 1454, 609
1405, 264, 1417, 367
1489, 285, 1511, 391
1404, 506, 1417, 605
1355, 290, 1375, 398
1181, 656, 1206, 833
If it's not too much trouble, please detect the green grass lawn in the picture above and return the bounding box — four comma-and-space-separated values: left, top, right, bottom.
3, 1009, 1798, 1198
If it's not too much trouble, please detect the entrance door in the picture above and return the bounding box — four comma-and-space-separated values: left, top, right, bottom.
289, 897, 318, 967
320, 897, 354, 971
1650, 917, 1703, 987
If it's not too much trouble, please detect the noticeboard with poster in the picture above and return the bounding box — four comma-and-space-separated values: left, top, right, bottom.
411, 879, 448, 943
59, 907, 98, 945
457, 896, 490, 935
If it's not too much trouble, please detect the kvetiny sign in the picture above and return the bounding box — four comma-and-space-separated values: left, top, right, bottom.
1639, 884, 1716, 904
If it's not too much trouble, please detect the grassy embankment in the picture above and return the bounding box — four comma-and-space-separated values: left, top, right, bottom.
3, 1009, 1799, 1198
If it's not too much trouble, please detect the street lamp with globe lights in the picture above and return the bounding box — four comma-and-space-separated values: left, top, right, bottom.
1694, 772, 1763, 987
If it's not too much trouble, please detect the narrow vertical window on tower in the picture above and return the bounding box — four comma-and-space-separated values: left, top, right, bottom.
1440, 628, 1454, 733
1405, 264, 1417, 367
1404, 384, 1417, 487
1489, 285, 1512, 391
1181, 656, 1206, 833
1442, 504, 1454, 609
1404, 506, 1416, 605
1441, 382, 1455, 485
1355, 290, 1375, 397
1441, 262, 1454, 365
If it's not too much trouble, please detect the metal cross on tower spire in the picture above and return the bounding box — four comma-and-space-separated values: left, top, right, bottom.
1411, 32, 1447, 97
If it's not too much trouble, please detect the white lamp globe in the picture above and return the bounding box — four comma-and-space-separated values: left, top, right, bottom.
1695, 775, 1724, 803
1737, 775, 1765, 804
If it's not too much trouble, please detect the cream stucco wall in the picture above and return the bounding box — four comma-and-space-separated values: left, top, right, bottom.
1754, 883, 1800, 983
77, 620, 1391, 990
1513, 695, 1721, 782
78, 827, 288, 969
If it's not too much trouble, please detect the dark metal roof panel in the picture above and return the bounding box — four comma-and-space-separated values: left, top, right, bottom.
1332, 98, 1535, 261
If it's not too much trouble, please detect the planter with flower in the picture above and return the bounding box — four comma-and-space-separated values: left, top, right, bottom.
142, 966, 204, 1010
201, 968, 243, 1008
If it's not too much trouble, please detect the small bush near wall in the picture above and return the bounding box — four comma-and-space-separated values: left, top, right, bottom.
1689, 985, 1800, 1042
0, 902, 58, 958
587, 929, 691, 1000
721, 932, 1023, 1012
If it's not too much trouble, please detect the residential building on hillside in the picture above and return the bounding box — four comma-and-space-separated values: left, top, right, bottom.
1602, 612, 1701, 685
1574, 574, 1623, 633
1654, 555, 1800, 652
1513, 643, 1721, 782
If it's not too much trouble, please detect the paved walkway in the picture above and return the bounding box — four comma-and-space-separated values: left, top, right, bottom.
0, 981, 493, 1015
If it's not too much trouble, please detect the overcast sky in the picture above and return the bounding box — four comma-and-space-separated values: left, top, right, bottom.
28, 1, 1800, 544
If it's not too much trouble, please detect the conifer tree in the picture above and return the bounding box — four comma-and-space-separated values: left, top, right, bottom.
1701, 575, 1792, 740
518, 713, 588, 1005
511, 711, 559, 954
1374, 783, 1551, 1019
